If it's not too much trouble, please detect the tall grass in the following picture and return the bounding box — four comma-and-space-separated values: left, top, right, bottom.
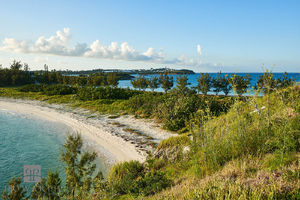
191, 86, 299, 176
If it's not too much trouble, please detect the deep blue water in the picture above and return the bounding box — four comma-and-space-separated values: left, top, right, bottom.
118, 73, 300, 95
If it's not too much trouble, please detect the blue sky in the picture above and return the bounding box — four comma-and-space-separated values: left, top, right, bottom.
0, 0, 299, 72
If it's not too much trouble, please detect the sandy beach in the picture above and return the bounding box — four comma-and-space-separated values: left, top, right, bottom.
0, 98, 175, 165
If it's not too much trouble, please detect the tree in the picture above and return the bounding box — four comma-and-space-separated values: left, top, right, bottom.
277, 72, 295, 89
10, 60, 23, 85
10, 60, 22, 71
212, 71, 223, 95
147, 77, 160, 91
31, 171, 61, 200
92, 172, 106, 199
159, 72, 173, 93
23, 63, 29, 71
196, 73, 212, 95
220, 74, 232, 96
2, 176, 28, 200
174, 75, 189, 94
138, 75, 148, 90
255, 70, 277, 95
229, 74, 251, 96
44, 64, 49, 72
131, 75, 148, 90
131, 78, 139, 90
59, 134, 97, 199
107, 72, 118, 87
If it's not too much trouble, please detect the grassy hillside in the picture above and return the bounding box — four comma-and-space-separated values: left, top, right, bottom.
139, 86, 300, 199
1, 86, 299, 199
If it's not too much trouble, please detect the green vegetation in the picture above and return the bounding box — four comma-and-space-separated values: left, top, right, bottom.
196, 73, 212, 95
147, 76, 160, 91
106, 160, 171, 197
2, 134, 172, 199
31, 171, 61, 200
145, 86, 300, 199
229, 73, 251, 96
0, 60, 32, 86
1, 68, 299, 199
130, 73, 175, 93
0, 60, 121, 87
130, 75, 149, 91
256, 71, 295, 95
159, 72, 174, 93
2, 177, 27, 200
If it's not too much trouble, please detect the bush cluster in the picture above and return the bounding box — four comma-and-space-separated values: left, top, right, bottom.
19, 84, 77, 96
76, 86, 142, 101
125, 92, 233, 131
107, 160, 171, 197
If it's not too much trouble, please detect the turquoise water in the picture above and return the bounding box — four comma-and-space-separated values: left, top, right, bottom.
0, 109, 108, 195
0, 110, 70, 193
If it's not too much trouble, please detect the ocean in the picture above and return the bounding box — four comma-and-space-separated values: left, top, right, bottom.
118, 73, 300, 94
0, 110, 70, 193
0, 108, 108, 194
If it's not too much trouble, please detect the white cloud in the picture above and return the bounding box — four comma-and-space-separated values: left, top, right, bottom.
1, 28, 205, 68
2, 38, 29, 53
197, 44, 202, 56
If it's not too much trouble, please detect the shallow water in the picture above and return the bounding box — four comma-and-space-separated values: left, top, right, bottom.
0, 109, 106, 194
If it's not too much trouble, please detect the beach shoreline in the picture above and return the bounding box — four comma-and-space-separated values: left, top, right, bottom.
0, 98, 175, 166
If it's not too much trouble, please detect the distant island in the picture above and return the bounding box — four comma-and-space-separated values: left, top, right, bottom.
56, 68, 195, 80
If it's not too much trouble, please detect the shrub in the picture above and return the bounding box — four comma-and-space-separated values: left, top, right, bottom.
125, 92, 164, 117
19, 84, 77, 96
108, 161, 145, 195
19, 84, 43, 92
76, 86, 142, 101
137, 171, 172, 196
157, 135, 191, 150
42, 85, 77, 96
107, 160, 171, 197
156, 94, 199, 131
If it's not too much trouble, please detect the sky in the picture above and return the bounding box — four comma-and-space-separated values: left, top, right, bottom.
0, 0, 299, 72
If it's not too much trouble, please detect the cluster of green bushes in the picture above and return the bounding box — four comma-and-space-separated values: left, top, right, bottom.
125, 92, 233, 131
19, 84, 77, 96
0, 61, 33, 86
18, 84, 144, 100
33, 70, 120, 87
76, 86, 142, 101
131, 72, 174, 92
255, 71, 295, 94
0, 60, 121, 87
129, 71, 296, 97
106, 160, 171, 197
